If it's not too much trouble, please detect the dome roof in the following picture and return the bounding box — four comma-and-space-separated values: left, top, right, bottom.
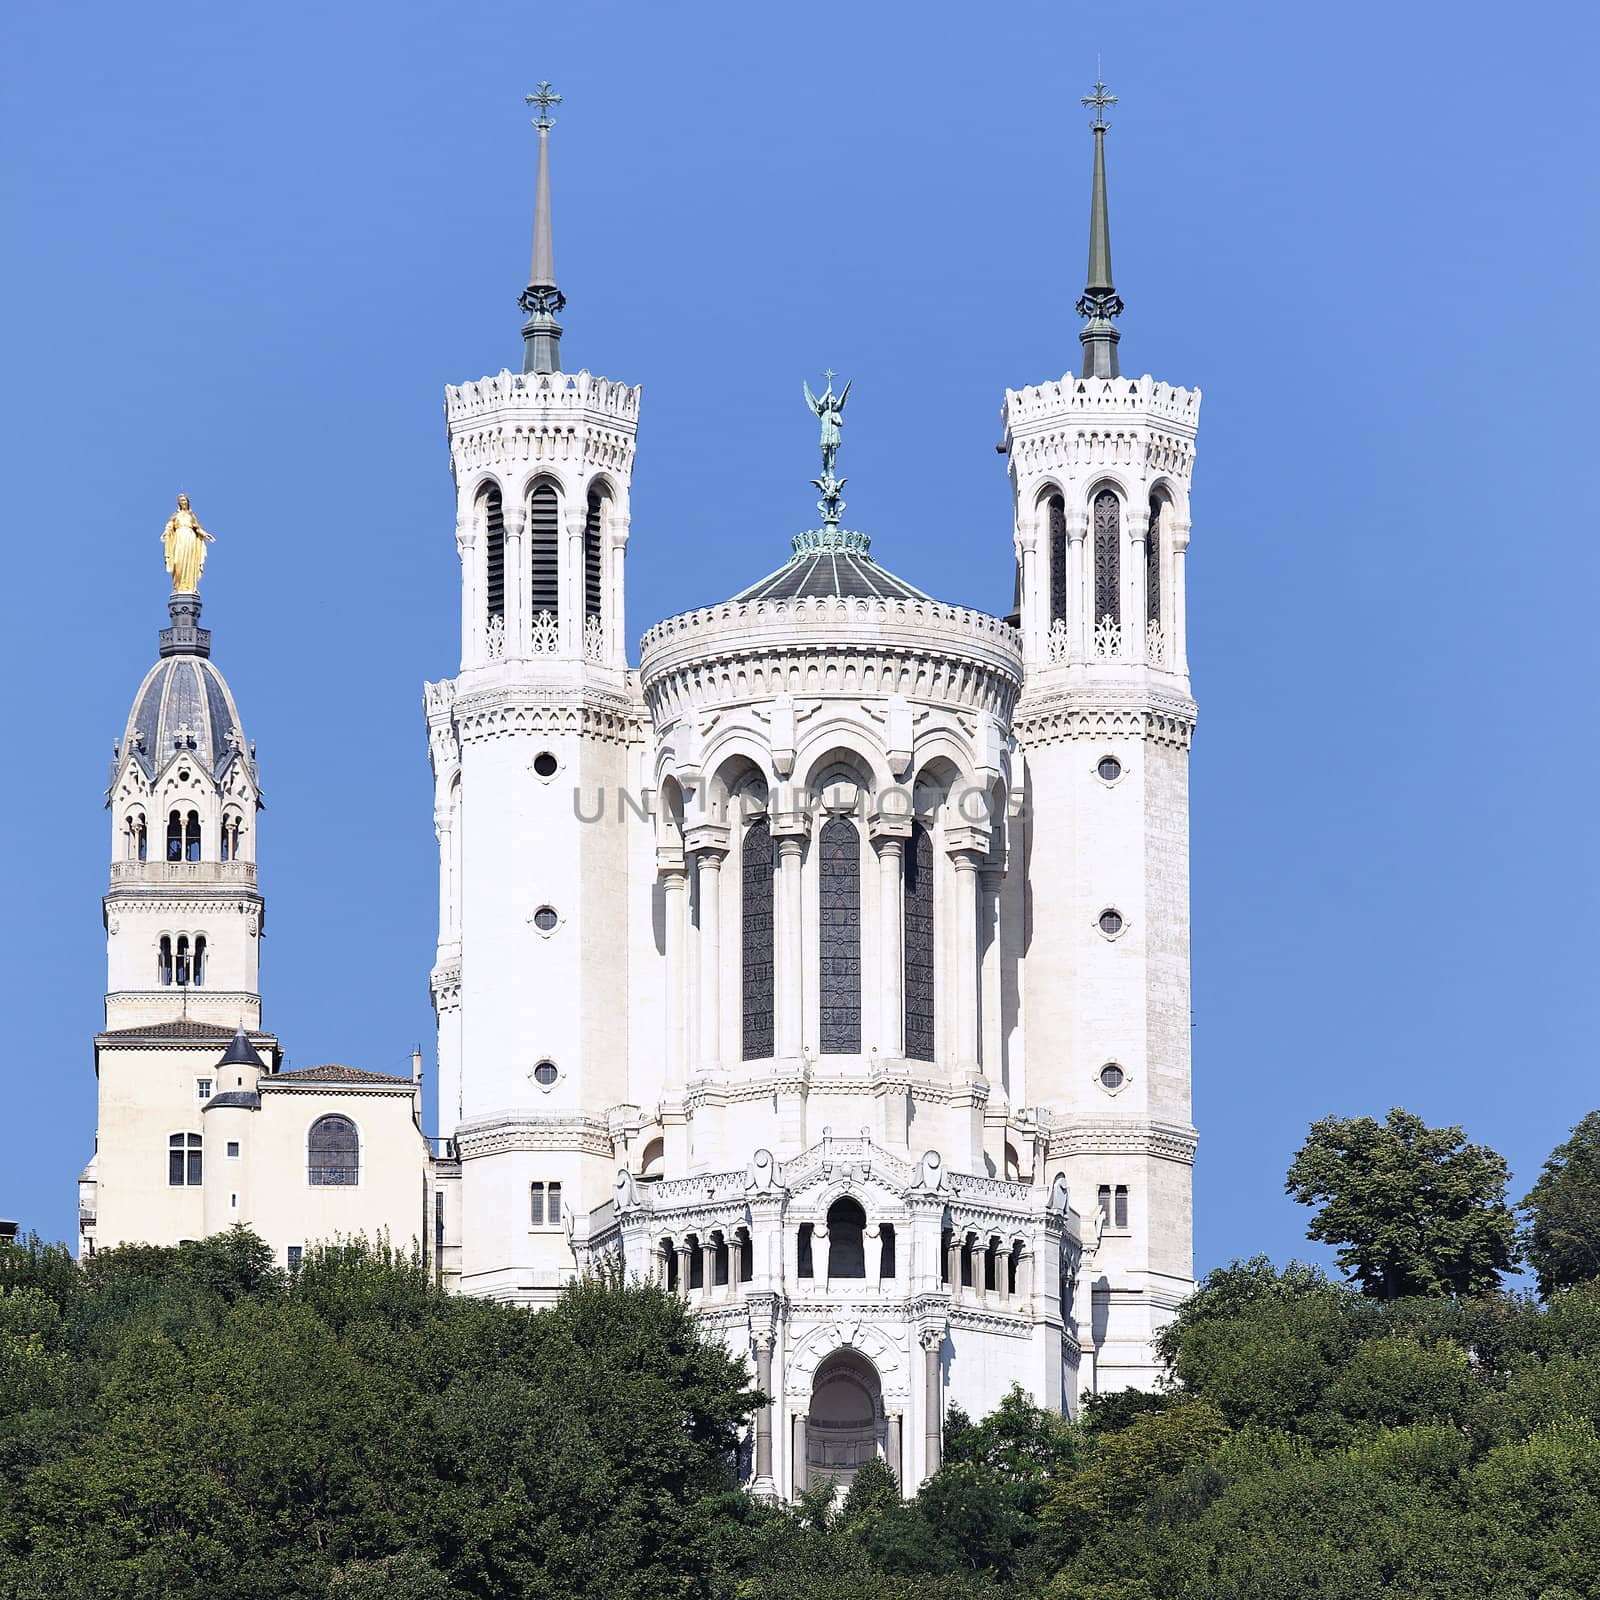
120, 596, 250, 782
729, 528, 933, 605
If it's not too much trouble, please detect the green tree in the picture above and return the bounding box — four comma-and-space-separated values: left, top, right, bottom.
1521, 1111, 1600, 1296
1285, 1108, 1519, 1299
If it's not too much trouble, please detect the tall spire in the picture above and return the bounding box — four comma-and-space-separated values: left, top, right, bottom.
1076, 78, 1124, 380
519, 83, 566, 375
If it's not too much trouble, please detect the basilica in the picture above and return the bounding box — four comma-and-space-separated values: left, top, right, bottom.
79, 82, 1202, 1499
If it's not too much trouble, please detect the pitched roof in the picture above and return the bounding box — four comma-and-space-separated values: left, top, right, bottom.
98, 1020, 276, 1047
266, 1064, 413, 1087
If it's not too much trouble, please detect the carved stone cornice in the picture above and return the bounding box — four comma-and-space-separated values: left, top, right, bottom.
1038, 1115, 1199, 1166
454, 1113, 615, 1160
451, 683, 633, 746
1012, 687, 1196, 751
430, 960, 462, 1013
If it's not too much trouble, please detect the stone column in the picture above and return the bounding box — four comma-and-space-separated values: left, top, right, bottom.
455, 515, 478, 667
864, 1221, 883, 1290
1171, 518, 1191, 675
873, 830, 906, 1057
563, 508, 586, 656
1126, 509, 1149, 664
687, 827, 730, 1069
675, 1240, 692, 1297
950, 850, 982, 1068
775, 829, 806, 1057
1019, 522, 1039, 661
792, 1412, 809, 1495
701, 1237, 717, 1300
661, 862, 688, 1089
607, 510, 630, 669
921, 1328, 944, 1477
944, 1229, 960, 1291
979, 864, 1003, 1079
1066, 509, 1088, 663
885, 1413, 903, 1489
1016, 1248, 1034, 1309
502, 506, 526, 657
753, 1338, 775, 1485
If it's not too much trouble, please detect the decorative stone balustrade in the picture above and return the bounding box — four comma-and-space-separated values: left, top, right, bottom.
109, 861, 257, 887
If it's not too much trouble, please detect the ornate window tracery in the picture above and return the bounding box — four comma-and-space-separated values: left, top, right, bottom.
904, 822, 935, 1061
1048, 493, 1068, 626
307, 1115, 359, 1187
741, 814, 775, 1059
818, 815, 861, 1053
1093, 488, 1120, 625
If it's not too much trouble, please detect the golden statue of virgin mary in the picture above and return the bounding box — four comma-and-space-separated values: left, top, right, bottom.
160, 494, 214, 594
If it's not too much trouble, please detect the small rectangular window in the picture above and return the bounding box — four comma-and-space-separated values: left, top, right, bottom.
226, 1140, 240, 1159
169, 1146, 184, 1187
1114, 1185, 1129, 1230
1097, 1184, 1112, 1221
530, 1183, 545, 1226
196, 1078, 212, 1102
548, 1182, 561, 1226
286, 1245, 302, 1274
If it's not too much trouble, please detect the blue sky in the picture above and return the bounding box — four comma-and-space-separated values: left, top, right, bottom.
2, 0, 1596, 1278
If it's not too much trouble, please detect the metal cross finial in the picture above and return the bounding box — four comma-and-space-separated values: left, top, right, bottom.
822, 368, 836, 385
527, 81, 562, 130
1081, 78, 1117, 129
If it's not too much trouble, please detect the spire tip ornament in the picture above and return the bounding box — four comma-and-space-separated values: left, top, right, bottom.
520, 82, 566, 373
1076, 73, 1123, 379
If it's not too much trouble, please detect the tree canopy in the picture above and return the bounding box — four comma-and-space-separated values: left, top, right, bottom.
1285, 1108, 1519, 1299
1521, 1110, 1600, 1297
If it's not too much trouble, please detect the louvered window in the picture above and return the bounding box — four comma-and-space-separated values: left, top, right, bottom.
1093, 490, 1120, 624
904, 823, 935, 1061
1147, 495, 1163, 625
481, 486, 505, 621
529, 482, 560, 620
584, 490, 604, 619
818, 816, 861, 1053
1048, 494, 1068, 625
741, 815, 775, 1059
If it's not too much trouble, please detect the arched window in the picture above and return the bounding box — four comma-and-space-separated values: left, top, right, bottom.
193, 935, 207, 987
879, 1222, 897, 1280
903, 822, 935, 1061
1093, 489, 1121, 625
168, 1132, 202, 1186
528, 481, 560, 623
184, 810, 201, 862
584, 488, 604, 620
167, 811, 183, 861
797, 1222, 814, 1278
825, 1197, 866, 1278
307, 1115, 359, 1186
158, 936, 173, 986
480, 484, 505, 625
136, 816, 147, 861
174, 935, 190, 987
1047, 493, 1068, 625
640, 1137, 666, 1179
818, 815, 861, 1053
741, 814, 775, 1059
1146, 493, 1164, 627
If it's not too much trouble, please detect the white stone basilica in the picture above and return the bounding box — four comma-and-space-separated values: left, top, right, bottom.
81, 85, 1201, 1499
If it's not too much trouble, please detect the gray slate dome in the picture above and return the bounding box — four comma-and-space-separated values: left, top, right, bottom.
120, 596, 250, 781
730, 528, 933, 605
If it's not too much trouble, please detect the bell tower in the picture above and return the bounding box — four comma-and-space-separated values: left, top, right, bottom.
425, 88, 642, 1303
1001, 83, 1202, 1393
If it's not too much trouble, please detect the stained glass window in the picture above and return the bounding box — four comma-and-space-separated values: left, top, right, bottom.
1093, 489, 1120, 624
307, 1115, 359, 1187
818, 815, 861, 1053
742, 815, 775, 1058
904, 823, 935, 1061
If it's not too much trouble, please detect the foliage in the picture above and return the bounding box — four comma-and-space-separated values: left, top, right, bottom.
1521, 1110, 1600, 1296
1285, 1108, 1520, 1299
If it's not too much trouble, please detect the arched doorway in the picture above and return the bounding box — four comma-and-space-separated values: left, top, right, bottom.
807, 1348, 882, 1488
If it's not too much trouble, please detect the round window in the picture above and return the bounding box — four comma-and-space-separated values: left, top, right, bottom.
532, 906, 558, 932
1098, 909, 1124, 937
1099, 1063, 1125, 1090
532, 1060, 559, 1086
1097, 756, 1122, 782
532, 751, 559, 779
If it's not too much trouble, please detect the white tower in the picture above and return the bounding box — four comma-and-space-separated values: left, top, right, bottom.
1001, 83, 1201, 1392
85, 543, 275, 1254
426, 86, 642, 1301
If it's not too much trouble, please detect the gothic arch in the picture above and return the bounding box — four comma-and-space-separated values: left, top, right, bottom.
795, 734, 892, 801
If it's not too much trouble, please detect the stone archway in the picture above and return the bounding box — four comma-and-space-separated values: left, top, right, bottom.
806, 1347, 882, 1488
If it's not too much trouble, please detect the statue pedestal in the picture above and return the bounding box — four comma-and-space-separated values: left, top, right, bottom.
158, 592, 210, 658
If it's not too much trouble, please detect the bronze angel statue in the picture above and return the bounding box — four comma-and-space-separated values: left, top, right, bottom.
803, 372, 851, 480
